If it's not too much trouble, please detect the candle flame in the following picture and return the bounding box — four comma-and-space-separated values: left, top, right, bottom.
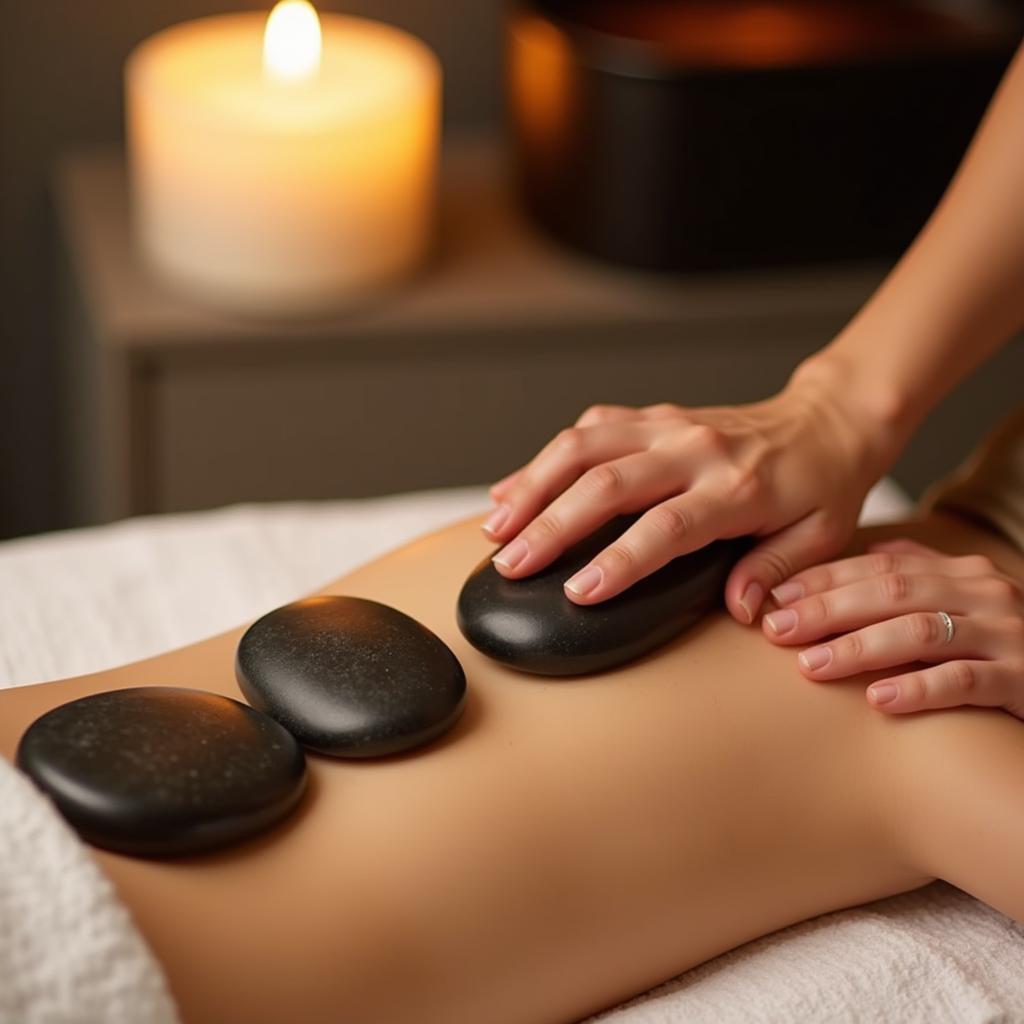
264, 0, 322, 83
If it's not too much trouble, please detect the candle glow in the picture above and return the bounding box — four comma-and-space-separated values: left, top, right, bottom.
264, 0, 322, 83
126, 8, 440, 312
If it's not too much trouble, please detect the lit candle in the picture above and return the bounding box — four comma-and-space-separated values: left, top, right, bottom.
126, 2, 440, 314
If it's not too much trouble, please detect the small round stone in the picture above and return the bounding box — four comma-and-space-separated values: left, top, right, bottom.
235, 595, 467, 757
16, 687, 307, 857
457, 515, 749, 676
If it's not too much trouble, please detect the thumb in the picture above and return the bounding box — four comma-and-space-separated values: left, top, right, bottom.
724, 511, 847, 625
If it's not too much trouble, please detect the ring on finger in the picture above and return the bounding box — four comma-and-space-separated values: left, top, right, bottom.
937, 610, 955, 645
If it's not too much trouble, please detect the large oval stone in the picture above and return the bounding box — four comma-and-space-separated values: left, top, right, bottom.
16, 687, 307, 857
457, 516, 748, 675
235, 596, 467, 757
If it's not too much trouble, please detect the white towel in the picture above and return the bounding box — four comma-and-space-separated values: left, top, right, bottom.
587, 883, 1024, 1023
0, 759, 178, 1024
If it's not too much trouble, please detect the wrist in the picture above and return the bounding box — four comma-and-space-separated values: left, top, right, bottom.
785, 347, 913, 479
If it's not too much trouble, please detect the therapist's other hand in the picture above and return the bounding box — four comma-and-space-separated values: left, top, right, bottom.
483, 368, 892, 624
764, 538, 1024, 720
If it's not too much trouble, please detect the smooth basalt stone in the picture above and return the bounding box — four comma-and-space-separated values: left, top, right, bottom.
16, 687, 307, 857
235, 595, 467, 757
457, 516, 749, 676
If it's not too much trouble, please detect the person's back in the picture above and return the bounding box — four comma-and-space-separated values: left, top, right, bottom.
0, 507, 1021, 1024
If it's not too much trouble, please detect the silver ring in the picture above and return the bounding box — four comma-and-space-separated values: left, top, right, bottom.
937, 611, 955, 645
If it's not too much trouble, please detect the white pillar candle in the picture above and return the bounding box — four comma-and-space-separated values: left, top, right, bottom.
126, 2, 441, 315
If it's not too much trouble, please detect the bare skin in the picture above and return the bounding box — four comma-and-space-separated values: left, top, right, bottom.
0, 511, 1022, 1024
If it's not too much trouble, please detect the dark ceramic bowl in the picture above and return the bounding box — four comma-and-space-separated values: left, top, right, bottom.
506, 0, 1021, 270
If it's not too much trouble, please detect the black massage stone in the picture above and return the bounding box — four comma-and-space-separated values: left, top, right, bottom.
235, 595, 467, 757
457, 516, 748, 676
16, 687, 307, 857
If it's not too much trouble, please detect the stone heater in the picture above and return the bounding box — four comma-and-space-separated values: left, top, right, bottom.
507, 0, 1022, 269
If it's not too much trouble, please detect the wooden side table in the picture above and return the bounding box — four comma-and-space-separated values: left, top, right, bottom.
54, 136, 1022, 524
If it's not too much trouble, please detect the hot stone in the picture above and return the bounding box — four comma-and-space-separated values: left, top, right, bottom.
235, 595, 467, 757
457, 516, 748, 675
16, 686, 307, 857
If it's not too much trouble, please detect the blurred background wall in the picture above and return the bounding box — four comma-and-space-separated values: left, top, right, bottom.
1, 1, 1021, 541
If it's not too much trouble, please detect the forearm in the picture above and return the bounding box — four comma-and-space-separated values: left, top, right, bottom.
793, 41, 1024, 466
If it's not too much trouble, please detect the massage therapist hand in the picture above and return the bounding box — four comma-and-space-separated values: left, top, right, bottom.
482, 359, 896, 625
763, 538, 1024, 719
485, 40, 1024, 624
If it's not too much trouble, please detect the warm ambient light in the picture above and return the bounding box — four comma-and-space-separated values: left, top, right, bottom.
126, 7, 440, 312
264, 0, 322, 82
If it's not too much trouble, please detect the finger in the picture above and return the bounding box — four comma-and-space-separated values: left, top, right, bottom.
492, 422, 656, 542
492, 405, 646, 503
769, 549, 989, 606
795, 611, 1001, 680
639, 402, 687, 420
761, 572, 1000, 645
490, 407, 658, 511
574, 403, 642, 428
488, 468, 523, 501
491, 451, 683, 578
868, 538, 946, 558
864, 660, 1015, 713
724, 511, 847, 625
561, 486, 735, 604
866, 542, 1016, 606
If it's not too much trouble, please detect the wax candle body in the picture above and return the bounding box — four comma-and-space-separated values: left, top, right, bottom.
126, 13, 440, 314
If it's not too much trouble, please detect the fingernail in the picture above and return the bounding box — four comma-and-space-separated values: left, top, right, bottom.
764, 608, 798, 635
771, 581, 805, 606
739, 582, 764, 624
799, 645, 832, 671
482, 503, 511, 536
868, 683, 899, 706
493, 537, 528, 571
565, 564, 603, 597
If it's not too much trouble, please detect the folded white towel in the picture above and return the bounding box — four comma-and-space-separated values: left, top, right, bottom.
588, 882, 1024, 1023
0, 758, 178, 1024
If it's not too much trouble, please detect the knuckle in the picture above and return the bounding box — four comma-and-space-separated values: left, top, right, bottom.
1000, 616, 1024, 644
904, 672, 928, 704
803, 568, 831, 592
960, 554, 995, 575
580, 463, 625, 503
868, 551, 897, 576
602, 543, 637, 574
645, 504, 692, 546
688, 423, 726, 454
947, 660, 976, 694
805, 514, 844, 554
801, 594, 830, 626
553, 427, 585, 458
503, 473, 530, 500
809, 518, 837, 549
984, 577, 1017, 605
578, 403, 614, 425
725, 467, 761, 505
528, 513, 562, 546
646, 402, 681, 418
881, 572, 911, 603
837, 630, 863, 661
906, 612, 940, 647
756, 548, 798, 588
